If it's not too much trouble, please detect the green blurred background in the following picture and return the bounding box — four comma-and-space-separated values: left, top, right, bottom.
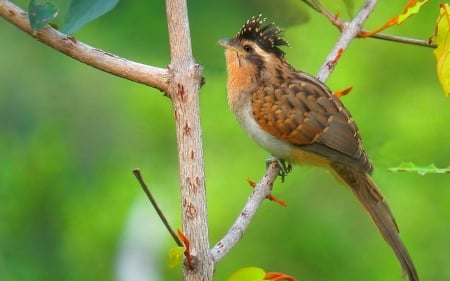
1, 1, 449, 280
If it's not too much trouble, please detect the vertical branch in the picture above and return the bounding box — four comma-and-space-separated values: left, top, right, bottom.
165, 1, 213, 281
166, 0, 193, 66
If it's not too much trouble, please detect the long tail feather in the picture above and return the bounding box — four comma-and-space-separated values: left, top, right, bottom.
330, 162, 419, 281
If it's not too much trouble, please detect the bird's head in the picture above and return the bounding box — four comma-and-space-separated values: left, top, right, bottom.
218, 15, 289, 82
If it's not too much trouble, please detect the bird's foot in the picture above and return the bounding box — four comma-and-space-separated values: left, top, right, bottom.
265, 156, 292, 183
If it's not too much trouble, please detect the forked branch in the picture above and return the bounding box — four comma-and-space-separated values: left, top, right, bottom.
0, 0, 169, 92
316, 0, 378, 81
319, 0, 436, 49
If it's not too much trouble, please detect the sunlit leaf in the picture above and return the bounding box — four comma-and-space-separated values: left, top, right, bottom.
227, 267, 266, 281
62, 0, 119, 34
398, 0, 429, 24
361, 0, 430, 37
388, 162, 450, 175
168, 246, 185, 269
28, 0, 58, 32
430, 3, 450, 96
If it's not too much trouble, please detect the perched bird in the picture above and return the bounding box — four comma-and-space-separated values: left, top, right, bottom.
218, 15, 418, 281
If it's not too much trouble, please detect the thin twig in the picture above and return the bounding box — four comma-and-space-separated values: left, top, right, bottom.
365, 31, 436, 48
132, 169, 183, 247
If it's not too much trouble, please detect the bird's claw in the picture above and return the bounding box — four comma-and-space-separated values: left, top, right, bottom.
265, 156, 292, 183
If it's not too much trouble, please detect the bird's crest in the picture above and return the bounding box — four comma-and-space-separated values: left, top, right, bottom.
235, 14, 289, 57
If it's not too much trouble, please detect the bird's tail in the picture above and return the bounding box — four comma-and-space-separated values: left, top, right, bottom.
330, 162, 419, 281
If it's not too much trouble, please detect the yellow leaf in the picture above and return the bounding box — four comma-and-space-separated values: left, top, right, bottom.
431, 3, 450, 96
168, 246, 185, 269
227, 267, 266, 281
361, 0, 430, 37
398, 0, 430, 24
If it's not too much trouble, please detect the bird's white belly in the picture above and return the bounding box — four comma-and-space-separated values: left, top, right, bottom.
233, 102, 293, 160
230, 95, 329, 167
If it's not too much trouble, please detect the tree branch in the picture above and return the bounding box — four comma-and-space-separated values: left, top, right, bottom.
2, 0, 212, 279
132, 169, 183, 247
165, 0, 212, 280
365, 32, 436, 48
317, 0, 378, 82
0, 0, 168, 92
211, 162, 280, 262
319, 1, 436, 49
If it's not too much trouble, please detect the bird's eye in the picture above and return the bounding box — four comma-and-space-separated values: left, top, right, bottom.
243, 44, 253, 53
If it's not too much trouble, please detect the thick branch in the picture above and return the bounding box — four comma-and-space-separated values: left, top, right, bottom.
317, 0, 378, 82
166, 0, 193, 67
0, 0, 168, 92
211, 162, 279, 262
165, 0, 212, 280
1, 0, 211, 279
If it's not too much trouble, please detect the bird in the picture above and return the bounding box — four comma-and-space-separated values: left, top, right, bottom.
218, 15, 419, 281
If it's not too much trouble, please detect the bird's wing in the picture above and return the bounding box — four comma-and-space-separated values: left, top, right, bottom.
252, 71, 372, 172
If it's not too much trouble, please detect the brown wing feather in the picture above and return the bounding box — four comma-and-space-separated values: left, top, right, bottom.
252, 71, 372, 172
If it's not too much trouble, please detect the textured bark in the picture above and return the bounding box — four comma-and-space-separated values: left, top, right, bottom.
165, 0, 213, 280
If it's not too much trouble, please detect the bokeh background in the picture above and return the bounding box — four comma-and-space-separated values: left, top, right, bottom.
1, 1, 449, 281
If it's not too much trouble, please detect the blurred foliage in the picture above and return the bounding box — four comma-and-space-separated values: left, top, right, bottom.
1, 1, 449, 281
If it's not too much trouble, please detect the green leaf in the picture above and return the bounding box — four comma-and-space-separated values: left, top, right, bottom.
61, 0, 119, 34
28, 0, 58, 32
227, 267, 266, 281
167, 246, 185, 269
388, 162, 450, 175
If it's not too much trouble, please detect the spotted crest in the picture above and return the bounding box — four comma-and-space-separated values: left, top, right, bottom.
234, 14, 289, 58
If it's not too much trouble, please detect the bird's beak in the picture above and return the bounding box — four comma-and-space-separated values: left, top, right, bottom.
217, 38, 233, 48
